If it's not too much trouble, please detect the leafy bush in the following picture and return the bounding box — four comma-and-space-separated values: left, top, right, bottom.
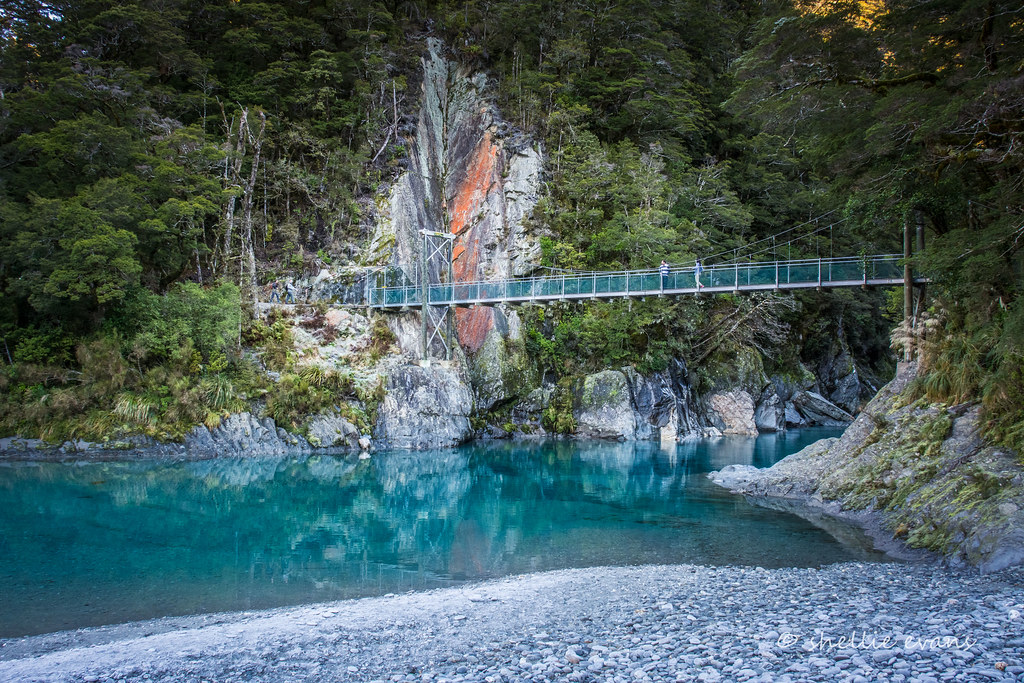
115, 281, 241, 365
242, 316, 294, 372
366, 316, 396, 363
264, 368, 358, 432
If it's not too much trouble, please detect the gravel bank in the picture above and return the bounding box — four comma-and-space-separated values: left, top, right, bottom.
3, 563, 1023, 683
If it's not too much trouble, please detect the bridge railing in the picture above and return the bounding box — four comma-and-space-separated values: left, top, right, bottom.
367, 254, 905, 307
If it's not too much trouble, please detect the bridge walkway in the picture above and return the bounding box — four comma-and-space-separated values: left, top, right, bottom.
366, 254, 917, 309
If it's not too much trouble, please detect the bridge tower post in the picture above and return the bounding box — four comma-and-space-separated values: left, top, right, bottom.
419, 229, 456, 362
916, 213, 926, 319
903, 215, 918, 361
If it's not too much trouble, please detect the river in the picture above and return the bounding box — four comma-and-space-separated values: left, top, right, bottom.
0, 428, 888, 638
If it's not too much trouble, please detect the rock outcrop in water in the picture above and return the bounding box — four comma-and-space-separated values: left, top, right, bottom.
709, 362, 1024, 571
375, 363, 474, 449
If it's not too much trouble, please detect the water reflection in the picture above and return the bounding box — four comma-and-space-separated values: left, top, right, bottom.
0, 429, 874, 637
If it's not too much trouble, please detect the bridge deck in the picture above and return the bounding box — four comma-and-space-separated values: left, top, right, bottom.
366, 254, 918, 309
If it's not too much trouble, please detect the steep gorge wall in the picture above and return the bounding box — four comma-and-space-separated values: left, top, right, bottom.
368, 38, 542, 357
361, 38, 867, 449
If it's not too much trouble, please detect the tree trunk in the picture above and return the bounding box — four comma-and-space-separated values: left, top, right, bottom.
239, 111, 268, 308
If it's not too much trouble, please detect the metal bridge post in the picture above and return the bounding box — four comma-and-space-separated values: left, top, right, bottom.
418, 229, 456, 361
420, 232, 429, 360
446, 305, 454, 361
904, 217, 914, 360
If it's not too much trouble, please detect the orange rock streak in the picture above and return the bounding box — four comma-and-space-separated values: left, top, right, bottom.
447, 132, 501, 352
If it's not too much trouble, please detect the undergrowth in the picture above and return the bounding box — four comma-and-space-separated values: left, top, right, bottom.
895, 304, 1024, 464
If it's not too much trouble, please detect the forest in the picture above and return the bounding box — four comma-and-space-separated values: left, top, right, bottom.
0, 1, 1021, 452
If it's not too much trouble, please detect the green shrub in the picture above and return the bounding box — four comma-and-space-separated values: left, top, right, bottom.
109, 281, 240, 366
542, 378, 577, 434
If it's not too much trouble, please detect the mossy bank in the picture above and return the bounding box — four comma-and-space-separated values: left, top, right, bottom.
710, 363, 1024, 572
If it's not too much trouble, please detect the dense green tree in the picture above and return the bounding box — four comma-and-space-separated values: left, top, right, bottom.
728, 0, 1024, 448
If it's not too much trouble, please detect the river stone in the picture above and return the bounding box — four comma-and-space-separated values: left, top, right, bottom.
574, 370, 637, 440
791, 390, 854, 426
375, 363, 474, 450
754, 384, 785, 432
305, 413, 360, 449
708, 391, 758, 436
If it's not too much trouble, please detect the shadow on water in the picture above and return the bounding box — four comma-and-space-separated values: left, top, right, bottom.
0, 429, 884, 637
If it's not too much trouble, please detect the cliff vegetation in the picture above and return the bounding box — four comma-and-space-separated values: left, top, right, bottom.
0, 1, 1021, 457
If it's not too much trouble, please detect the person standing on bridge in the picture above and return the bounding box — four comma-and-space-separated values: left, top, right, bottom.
694, 260, 705, 289
284, 280, 296, 304
660, 260, 670, 290
269, 280, 280, 303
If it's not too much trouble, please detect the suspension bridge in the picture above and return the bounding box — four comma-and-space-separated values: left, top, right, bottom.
285, 211, 928, 360
366, 253, 910, 309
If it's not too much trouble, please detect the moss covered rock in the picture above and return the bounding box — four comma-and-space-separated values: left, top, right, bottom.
709, 363, 1024, 571
573, 370, 637, 440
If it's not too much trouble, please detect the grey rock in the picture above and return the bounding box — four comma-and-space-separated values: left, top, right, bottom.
574, 370, 637, 440
754, 385, 785, 433
185, 412, 313, 457
375, 363, 474, 450
622, 368, 676, 440
709, 362, 1024, 571
707, 390, 758, 435
305, 413, 360, 449
784, 402, 807, 428
791, 390, 854, 426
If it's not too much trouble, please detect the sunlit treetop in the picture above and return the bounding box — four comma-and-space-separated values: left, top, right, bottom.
798, 0, 885, 29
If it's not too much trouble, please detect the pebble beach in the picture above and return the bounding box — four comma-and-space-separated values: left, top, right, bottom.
3, 562, 1023, 682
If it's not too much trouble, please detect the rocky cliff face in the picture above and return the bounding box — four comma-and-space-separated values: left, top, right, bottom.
357, 38, 546, 445
306, 39, 866, 450
368, 38, 542, 358
374, 363, 474, 450
708, 363, 1024, 571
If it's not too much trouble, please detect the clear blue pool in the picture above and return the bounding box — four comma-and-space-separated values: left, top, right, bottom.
0, 428, 886, 637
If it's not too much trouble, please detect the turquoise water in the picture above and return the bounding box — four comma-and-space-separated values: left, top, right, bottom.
0, 429, 885, 637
